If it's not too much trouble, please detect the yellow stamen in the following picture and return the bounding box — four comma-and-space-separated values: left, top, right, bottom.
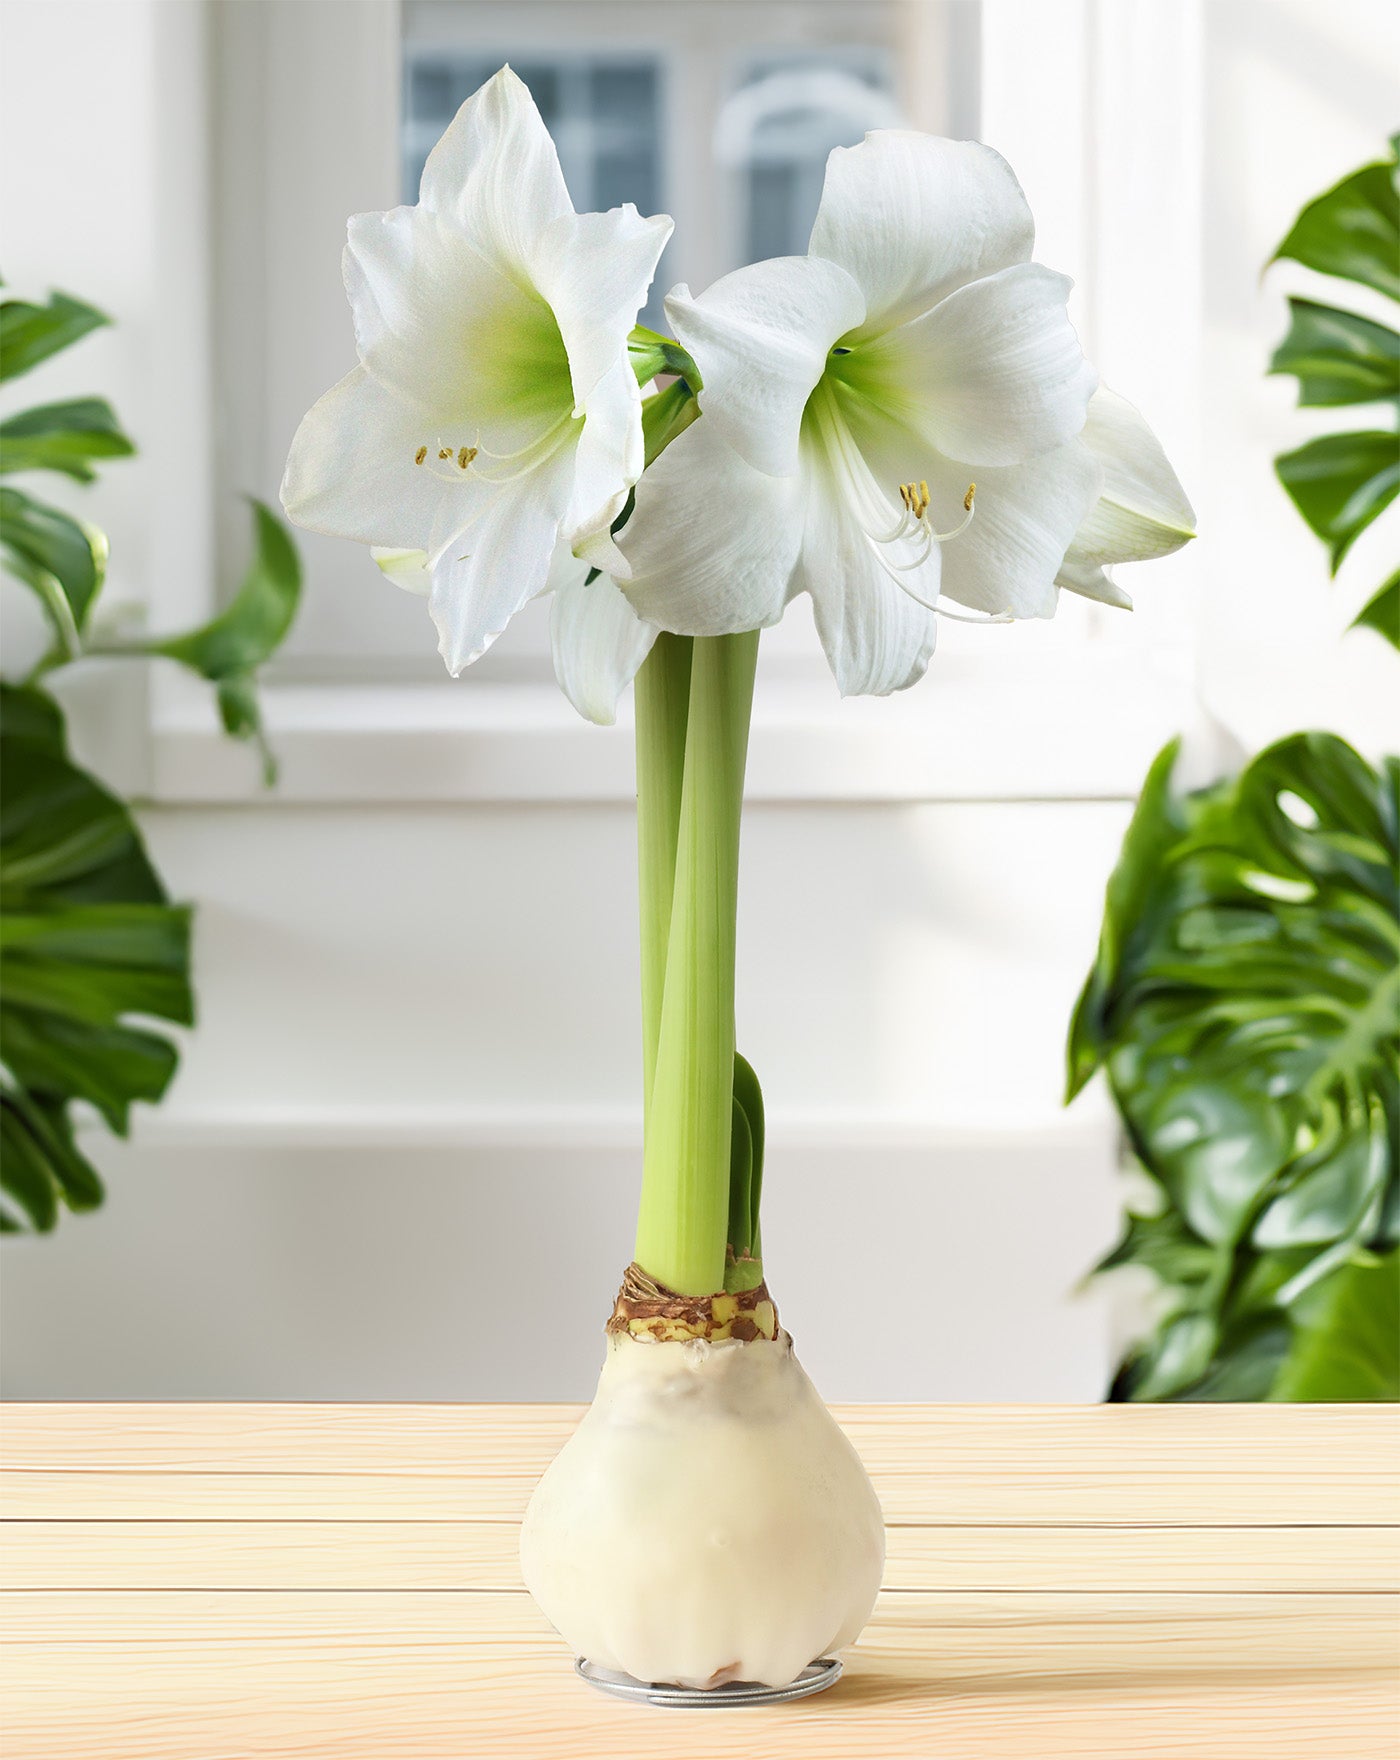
414, 446, 427, 466
438, 447, 452, 460
963, 483, 976, 512
458, 446, 477, 470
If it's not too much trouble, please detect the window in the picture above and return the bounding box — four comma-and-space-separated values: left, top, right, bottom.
718, 53, 900, 265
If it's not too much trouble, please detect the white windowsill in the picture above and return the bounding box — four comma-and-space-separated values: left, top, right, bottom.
93, 1099, 1117, 1153
147, 648, 1202, 806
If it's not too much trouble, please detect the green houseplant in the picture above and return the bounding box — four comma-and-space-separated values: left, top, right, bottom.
0, 286, 301, 1233
1071, 140, 1400, 1402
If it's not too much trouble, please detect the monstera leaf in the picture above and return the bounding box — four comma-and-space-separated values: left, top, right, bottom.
1269, 136, 1400, 645
1070, 734, 1399, 1401
0, 686, 192, 1232
1271, 1254, 1400, 1400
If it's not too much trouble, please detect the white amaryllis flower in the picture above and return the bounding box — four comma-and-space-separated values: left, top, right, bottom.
618, 132, 1188, 695
280, 67, 669, 719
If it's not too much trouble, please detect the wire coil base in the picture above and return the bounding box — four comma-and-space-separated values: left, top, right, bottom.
574, 1655, 842, 1707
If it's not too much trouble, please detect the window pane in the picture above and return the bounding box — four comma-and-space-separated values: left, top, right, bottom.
723, 52, 900, 267
747, 163, 797, 265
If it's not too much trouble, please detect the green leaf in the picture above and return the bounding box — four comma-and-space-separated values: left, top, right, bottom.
0, 684, 189, 1222
0, 1008, 178, 1135
1074, 733, 1400, 1402
128, 501, 300, 785
148, 501, 300, 679
0, 290, 109, 383
214, 677, 277, 787
1138, 1080, 1294, 1246
0, 484, 106, 640
0, 902, 189, 970
0, 398, 134, 483
1352, 569, 1399, 647
1252, 1112, 1388, 1248
1094, 1201, 1221, 1289
1274, 430, 1400, 573
0, 1084, 102, 1227
1272, 152, 1400, 302
732, 1051, 766, 1250
0, 683, 62, 745
0, 697, 164, 904
1271, 1253, 1400, 1400
725, 1093, 753, 1265
1066, 739, 1185, 1099
1, 946, 192, 1028
1268, 298, 1400, 407
0, 1093, 60, 1229
1174, 1316, 1293, 1402
1113, 1313, 1219, 1402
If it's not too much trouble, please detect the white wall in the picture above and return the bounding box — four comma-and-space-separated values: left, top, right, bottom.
2, 796, 1126, 1401
2, 0, 1394, 1403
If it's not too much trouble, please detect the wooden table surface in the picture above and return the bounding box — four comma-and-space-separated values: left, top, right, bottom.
2, 1402, 1397, 1759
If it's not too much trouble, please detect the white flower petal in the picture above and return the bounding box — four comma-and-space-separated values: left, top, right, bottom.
345, 206, 572, 440
551, 555, 659, 725
370, 547, 431, 594
427, 454, 572, 674
563, 354, 643, 558
665, 256, 865, 477
809, 132, 1034, 333
856, 264, 1096, 466
618, 419, 805, 635
534, 205, 673, 409
798, 486, 938, 697
417, 66, 571, 279
1068, 386, 1197, 566
281, 367, 455, 550
851, 431, 1100, 620
1056, 557, 1133, 609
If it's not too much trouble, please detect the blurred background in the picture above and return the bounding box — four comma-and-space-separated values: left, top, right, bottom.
1, 0, 1395, 1402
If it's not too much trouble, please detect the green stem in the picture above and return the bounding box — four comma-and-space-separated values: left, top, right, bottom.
634, 630, 760, 1294
635, 632, 693, 1136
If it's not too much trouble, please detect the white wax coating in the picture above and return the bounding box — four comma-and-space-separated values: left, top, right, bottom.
520, 1331, 884, 1689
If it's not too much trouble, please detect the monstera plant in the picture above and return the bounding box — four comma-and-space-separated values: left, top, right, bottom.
0, 285, 301, 1233
1270, 131, 1399, 645
1071, 140, 1400, 1401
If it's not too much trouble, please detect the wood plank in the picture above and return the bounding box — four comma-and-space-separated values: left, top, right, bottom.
5, 1403, 1397, 1524
2, 1590, 1395, 1760
3, 1520, 1397, 1594
881, 1525, 1400, 1594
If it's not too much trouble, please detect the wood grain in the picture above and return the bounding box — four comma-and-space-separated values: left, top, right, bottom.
3, 1520, 1396, 1593
2, 1402, 1397, 1759
2, 1589, 1397, 1760
5, 1402, 1397, 1523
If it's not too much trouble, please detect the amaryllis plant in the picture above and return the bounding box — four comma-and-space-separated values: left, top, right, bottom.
283, 67, 1193, 1699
